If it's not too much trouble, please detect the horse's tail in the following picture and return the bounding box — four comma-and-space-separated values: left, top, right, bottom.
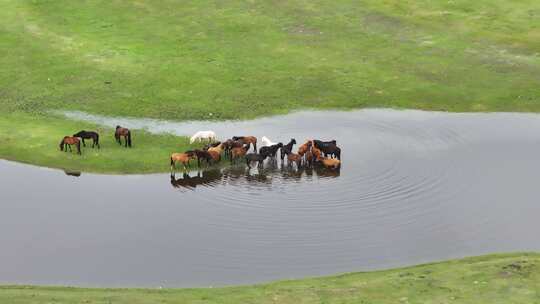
127, 130, 132, 147
59, 138, 64, 151
95, 133, 100, 147
170, 156, 174, 167
76, 140, 81, 155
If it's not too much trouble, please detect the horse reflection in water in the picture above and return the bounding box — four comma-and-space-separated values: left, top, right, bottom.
169, 163, 339, 190
170, 168, 223, 190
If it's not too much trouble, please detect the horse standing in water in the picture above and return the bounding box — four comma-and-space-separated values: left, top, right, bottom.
73, 130, 100, 149
115, 126, 132, 148
59, 136, 81, 155
232, 136, 258, 152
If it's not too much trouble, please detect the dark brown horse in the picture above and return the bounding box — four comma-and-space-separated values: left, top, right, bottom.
222, 139, 243, 159
73, 130, 100, 149
115, 126, 132, 148
232, 136, 257, 152
59, 136, 81, 155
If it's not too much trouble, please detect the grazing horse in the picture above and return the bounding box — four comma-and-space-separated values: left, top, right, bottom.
232, 136, 257, 152
115, 126, 132, 148
280, 138, 296, 160
245, 153, 269, 168
73, 130, 100, 149
261, 136, 278, 147
260, 142, 283, 159
170, 151, 196, 170
222, 139, 243, 159
230, 144, 250, 163
313, 139, 340, 160
59, 136, 81, 155
190, 131, 217, 144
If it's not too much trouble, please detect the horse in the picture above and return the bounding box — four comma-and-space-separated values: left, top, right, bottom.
73, 130, 100, 149
170, 151, 196, 170
59, 136, 81, 155
230, 144, 250, 163
207, 143, 224, 155
115, 126, 132, 148
190, 131, 217, 144
286, 152, 302, 168
232, 136, 257, 152
297, 140, 312, 156
203, 141, 221, 151
316, 154, 341, 170
222, 139, 243, 159
313, 139, 340, 159
245, 152, 269, 168
280, 138, 296, 160
260, 142, 282, 159
261, 136, 278, 147
192, 149, 214, 167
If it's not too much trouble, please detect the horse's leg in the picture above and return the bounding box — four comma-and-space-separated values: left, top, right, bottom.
68, 144, 72, 152
81, 138, 86, 147
253, 142, 257, 152
124, 135, 128, 148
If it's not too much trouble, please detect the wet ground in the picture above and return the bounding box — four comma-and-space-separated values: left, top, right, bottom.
2, 109, 540, 287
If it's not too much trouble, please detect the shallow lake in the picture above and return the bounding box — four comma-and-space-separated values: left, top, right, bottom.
2, 109, 540, 287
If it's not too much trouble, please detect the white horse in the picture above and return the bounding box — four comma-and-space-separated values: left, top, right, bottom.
261, 136, 277, 147
190, 131, 217, 144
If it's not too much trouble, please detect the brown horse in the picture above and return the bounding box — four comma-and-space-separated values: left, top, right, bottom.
297, 140, 312, 157
59, 136, 81, 155
231, 144, 249, 163
207, 143, 224, 155
115, 125, 132, 148
232, 136, 257, 152
170, 151, 195, 170
286, 152, 302, 168
222, 139, 243, 159
316, 155, 341, 169
207, 150, 221, 163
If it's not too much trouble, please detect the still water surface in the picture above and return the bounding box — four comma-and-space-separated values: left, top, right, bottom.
1, 109, 540, 287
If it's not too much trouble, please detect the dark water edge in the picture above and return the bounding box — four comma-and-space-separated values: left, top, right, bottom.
2, 109, 540, 287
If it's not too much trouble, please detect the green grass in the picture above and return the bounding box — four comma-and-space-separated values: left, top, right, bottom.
1, 0, 540, 120
1, 0, 540, 172
1, 253, 539, 303
0, 112, 197, 174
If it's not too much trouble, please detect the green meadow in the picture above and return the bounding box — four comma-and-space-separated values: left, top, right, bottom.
1, 253, 539, 304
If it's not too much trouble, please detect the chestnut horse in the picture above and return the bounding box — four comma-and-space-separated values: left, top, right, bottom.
232, 136, 257, 152
115, 126, 132, 148
59, 136, 81, 155
170, 151, 196, 170
230, 144, 249, 163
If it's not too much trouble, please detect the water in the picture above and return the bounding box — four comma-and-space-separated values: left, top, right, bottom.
2, 109, 540, 287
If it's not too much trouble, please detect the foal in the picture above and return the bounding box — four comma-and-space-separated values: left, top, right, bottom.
59, 136, 81, 155
170, 151, 196, 170
280, 138, 297, 160
245, 152, 269, 168
259, 142, 282, 159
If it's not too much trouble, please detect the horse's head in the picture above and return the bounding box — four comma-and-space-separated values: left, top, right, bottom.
277, 142, 283, 148
291, 139, 297, 145
116, 125, 121, 130
331, 140, 337, 145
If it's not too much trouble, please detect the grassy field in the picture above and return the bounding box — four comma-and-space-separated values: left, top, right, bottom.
1, 0, 540, 172
1, 253, 539, 303
2, 0, 540, 120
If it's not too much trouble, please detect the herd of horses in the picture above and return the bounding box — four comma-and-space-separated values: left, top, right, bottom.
59, 126, 131, 154
171, 133, 342, 171
58, 126, 342, 171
